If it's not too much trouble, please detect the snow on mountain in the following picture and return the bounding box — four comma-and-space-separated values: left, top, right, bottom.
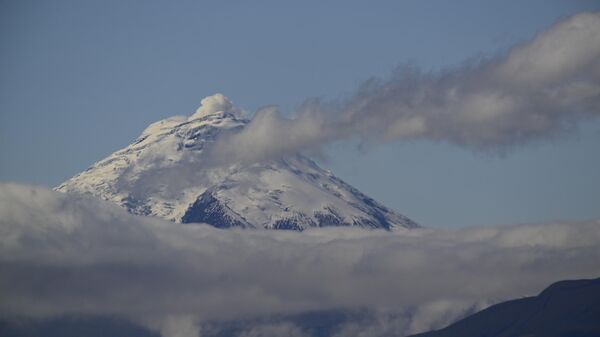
55, 94, 418, 230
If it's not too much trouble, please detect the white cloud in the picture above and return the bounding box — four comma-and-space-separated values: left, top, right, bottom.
189, 93, 244, 120
1, 183, 599, 336
238, 322, 309, 337
496, 12, 600, 86
159, 315, 201, 337
209, 11, 600, 165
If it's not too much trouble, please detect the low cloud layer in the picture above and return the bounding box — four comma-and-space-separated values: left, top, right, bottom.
211, 11, 600, 164
1, 183, 600, 337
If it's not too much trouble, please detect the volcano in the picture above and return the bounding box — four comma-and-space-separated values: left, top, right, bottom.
56, 94, 418, 230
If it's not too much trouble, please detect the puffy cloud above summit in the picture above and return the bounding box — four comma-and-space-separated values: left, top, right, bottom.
1, 183, 600, 337
211, 11, 600, 164
189, 93, 244, 120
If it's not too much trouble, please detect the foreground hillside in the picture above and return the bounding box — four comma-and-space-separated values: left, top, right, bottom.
409, 277, 600, 337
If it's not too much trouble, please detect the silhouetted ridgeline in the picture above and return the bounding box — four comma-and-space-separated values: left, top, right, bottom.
409, 277, 600, 337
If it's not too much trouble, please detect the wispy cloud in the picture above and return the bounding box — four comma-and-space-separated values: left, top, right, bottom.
210, 12, 600, 164
1, 183, 599, 336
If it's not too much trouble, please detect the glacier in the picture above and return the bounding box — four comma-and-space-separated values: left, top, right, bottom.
56, 94, 418, 230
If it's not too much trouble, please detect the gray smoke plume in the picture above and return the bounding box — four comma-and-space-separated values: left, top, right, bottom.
211, 11, 600, 164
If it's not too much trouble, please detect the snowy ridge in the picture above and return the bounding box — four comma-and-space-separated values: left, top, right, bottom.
56, 94, 418, 230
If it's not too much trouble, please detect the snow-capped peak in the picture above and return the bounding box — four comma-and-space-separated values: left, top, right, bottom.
55, 94, 418, 231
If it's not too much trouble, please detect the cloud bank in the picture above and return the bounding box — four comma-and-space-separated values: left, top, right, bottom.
1, 183, 600, 337
211, 11, 600, 164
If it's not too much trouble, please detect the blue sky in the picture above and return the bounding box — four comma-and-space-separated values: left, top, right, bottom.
1, 0, 599, 227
